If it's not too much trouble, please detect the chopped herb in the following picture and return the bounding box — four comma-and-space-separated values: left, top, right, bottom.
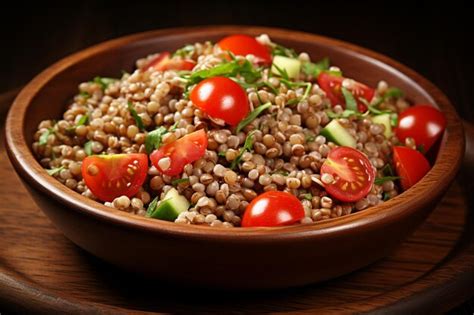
383, 192, 390, 201
84, 140, 93, 156
341, 87, 358, 112
79, 91, 90, 98
305, 135, 316, 142
374, 176, 401, 185
302, 193, 313, 201
390, 114, 398, 127
367, 105, 392, 115
92, 76, 117, 91
324, 69, 343, 76
76, 114, 89, 126
326, 109, 363, 119
47, 165, 65, 176
271, 169, 289, 176
417, 144, 426, 154
272, 43, 297, 58
145, 126, 168, 154
218, 151, 226, 157
173, 44, 195, 58
230, 131, 256, 170
146, 197, 159, 217
171, 178, 190, 186
278, 80, 312, 105
236, 102, 271, 133
381, 163, 395, 176
301, 57, 330, 77
39, 128, 54, 146
170, 121, 179, 131
371, 87, 404, 107
272, 63, 290, 80
127, 101, 145, 130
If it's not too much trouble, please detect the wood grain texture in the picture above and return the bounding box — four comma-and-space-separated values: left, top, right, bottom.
1, 93, 473, 310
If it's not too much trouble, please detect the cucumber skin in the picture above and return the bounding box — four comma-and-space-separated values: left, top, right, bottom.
320, 120, 357, 148
149, 199, 180, 221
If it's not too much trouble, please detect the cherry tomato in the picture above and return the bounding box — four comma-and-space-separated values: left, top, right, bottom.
218, 34, 272, 65
317, 72, 374, 112
395, 105, 446, 152
150, 129, 208, 176
190, 76, 249, 126
81, 153, 148, 202
242, 191, 305, 227
144, 51, 195, 71
392, 146, 430, 190
320, 146, 376, 202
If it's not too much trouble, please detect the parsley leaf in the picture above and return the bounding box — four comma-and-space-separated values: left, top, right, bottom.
230, 131, 256, 170
341, 87, 358, 111
84, 140, 93, 156
145, 126, 168, 154
218, 151, 226, 157
272, 43, 297, 58
173, 44, 195, 58
92, 76, 117, 91
272, 63, 290, 80
76, 114, 89, 127
236, 102, 271, 133
301, 57, 330, 77
374, 176, 401, 185
146, 197, 159, 217
171, 178, 190, 186
185, 59, 261, 86
302, 193, 313, 201
79, 91, 90, 98
381, 163, 395, 176
39, 128, 54, 146
127, 101, 145, 130
326, 109, 363, 119
371, 87, 404, 107
47, 165, 65, 176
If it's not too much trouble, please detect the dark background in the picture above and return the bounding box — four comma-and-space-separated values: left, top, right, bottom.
0, 0, 472, 313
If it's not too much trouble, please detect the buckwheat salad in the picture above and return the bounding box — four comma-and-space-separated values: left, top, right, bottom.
32, 34, 446, 228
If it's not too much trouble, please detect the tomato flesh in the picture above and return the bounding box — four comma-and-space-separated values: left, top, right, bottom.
395, 105, 446, 152
144, 51, 196, 71
242, 191, 305, 227
81, 153, 148, 202
392, 146, 430, 190
190, 76, 250, 126
320, 146, 375, 202
218, 34, 272, 65
150, 129, 208, 176
317, 72, 374, 112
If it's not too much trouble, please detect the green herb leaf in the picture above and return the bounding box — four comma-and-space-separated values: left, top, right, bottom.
305, 135, 316, 142
324, 69, 343, 76
146, 197, 159, 217
302, 193, 313, 201
381, 163, 395, 177
302, 57, 330, 77
341, 87, 358, 111
374, 176, 401, 185
270, 169, 289, 176
383, 192, 390, 201
218, 151, 226, 157
145, 126, 168, 154
84, 140, 93, 156
326, 109, 363, 119
46, 165, 65, 176
173, 44, 195, 58
127, 101, 145, 130
185, 59, 261, 86
230, 131, 256, 170
371, 87, 405, 107
272, 44, 297, 58
171, 178, 190, 186
76, 114, 89, 127
39, 128, 54, 146
367, 105, 392, 115
417, 144, 426, 154
79, 91, 90, 98
390, 114, 398, 127
236, 102, 271, 133
92, 76, 117, 91
272, 63, 290, 80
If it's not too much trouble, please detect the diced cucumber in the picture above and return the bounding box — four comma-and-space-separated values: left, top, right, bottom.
271, 55, 301, 79
371, 114, 392, 138
147, 188, 190, 221
320, 119, 356, 148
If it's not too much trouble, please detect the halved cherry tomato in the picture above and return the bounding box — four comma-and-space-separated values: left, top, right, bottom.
190, 76, 249, 126
218, 34, 272, 65
317, 72, 374, 112
242, 191, 305, 227
144, 51, 196, 71
150, 129, 208, 176
395, 105, 446, 152
81, 153, 148, 202
320, 146, 376, 202
393, 146, 430, 190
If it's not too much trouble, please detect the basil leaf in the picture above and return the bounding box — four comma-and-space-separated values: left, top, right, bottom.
341, 87, 358, 111
302, 57, 330, 77
145, 126, 168, 154
92, 76, 117, 91
127, 101, 145, 130
39, 128, 54, 146
230, 131, 256, 170
146, 197, 159, 217
374, 176, 401, 185
47, 166, 65, 176
236, 102, 271, 133
171, 178, 190, 186
84, 140, 93, 156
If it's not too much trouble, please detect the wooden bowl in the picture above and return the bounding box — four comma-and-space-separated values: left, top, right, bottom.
4, 26, 465, 289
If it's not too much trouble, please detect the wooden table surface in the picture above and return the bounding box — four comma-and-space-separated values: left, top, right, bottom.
0, 2, 473, 313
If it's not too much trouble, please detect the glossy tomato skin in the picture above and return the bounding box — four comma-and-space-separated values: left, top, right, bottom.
150, 129, 208, 176
81, 153, 148, 202
190, 76, 249, 126
393, 146, 430, 190
218, 34, 272, 65
144, 51, 196, 71
242, 191, 305, 227
317, 72, 374, 112
395, 105, 446, 152
320, 146, 376, 202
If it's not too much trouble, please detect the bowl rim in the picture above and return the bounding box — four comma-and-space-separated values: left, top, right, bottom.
5, 25, 465, 242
